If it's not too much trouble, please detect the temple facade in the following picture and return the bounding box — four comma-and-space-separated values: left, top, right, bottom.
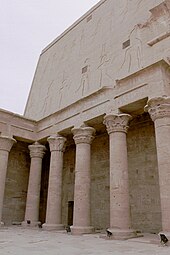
0, 0, 170, 239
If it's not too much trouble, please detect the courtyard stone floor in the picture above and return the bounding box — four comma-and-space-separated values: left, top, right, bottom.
0, 227, 170, 255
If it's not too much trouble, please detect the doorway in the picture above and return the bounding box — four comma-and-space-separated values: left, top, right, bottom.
67, 201, 74, 226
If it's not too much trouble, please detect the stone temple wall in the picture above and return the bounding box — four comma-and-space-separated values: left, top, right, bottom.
128, 114, 162, 233
2, 141, 30, 225
24, 0, 168, 120
91, 133, 110, 230
62, 144, 76, 226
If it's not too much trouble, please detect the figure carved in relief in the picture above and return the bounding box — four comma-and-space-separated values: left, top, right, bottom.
58, 71, 71, 108
41, 80, 54, 115
119, 25, 142, 73
76, 59, 90, 96
97, 44, 113, 87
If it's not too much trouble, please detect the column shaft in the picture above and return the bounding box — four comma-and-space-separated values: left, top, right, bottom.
104, 114, 136, 239
0, 136, 16, 226
145, 96, 170, 232
43, 135, 66, 231
73, 143, 91, 227
71, 125, 95, 235
155, 118, 170, 231
109, 132, 131, 229
22, 142, 46, 227
24, 157, 43, 223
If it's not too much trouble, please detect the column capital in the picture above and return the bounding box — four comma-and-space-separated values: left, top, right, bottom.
103, 114, 132, 134
47, 134, 66, 152
28, 142, 46, 159
0, 136, 16, 152
144, 96, 170, 121
72, 125, 95, 145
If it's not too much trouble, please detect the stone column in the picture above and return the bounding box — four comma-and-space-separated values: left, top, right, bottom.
70, 125, 95, 235
22, 142, 46, 227
145, 96, 170, 233
104, 114, 136, 239
43, 134, 66, 230
0, 136, 16, 227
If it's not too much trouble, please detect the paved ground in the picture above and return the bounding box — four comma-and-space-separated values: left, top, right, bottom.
0, 227, 170, 255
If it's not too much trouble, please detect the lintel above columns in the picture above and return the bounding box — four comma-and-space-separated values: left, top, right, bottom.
104, 113, 136, 239
0, 136, 16, 227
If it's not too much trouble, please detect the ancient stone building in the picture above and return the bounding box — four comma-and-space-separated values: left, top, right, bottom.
0, 0, 170, 239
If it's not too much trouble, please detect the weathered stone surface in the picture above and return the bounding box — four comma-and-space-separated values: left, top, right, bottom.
127, 115, 162, 233
71, 125, 95, 235
0, 0, 170, 239
43, 135, 66, 230
22, 142, 46, 227
24, 0, 170, 120
2, 141, 30, 225
145, 97, 170, 232
0, 136, 16, 226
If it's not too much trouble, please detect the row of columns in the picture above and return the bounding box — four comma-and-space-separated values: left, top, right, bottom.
0, 96, 170, 239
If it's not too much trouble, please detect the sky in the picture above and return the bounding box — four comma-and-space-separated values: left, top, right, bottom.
0, 0, 100, 115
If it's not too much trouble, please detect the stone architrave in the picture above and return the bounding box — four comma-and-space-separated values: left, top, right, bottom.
70, 125, 95, 235
0, 136, 16, 227
22, 142, 46, 227
145, 96, 170, 233
103, 113, 136, 239
43, 134, 66, 230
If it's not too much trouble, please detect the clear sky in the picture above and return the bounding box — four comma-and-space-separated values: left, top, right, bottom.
0, 0, 100, 115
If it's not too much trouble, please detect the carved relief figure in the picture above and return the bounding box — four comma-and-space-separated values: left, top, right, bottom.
76, 59, 90, 96
119, 25, 142, 73
97, 44, 113, 87
41, 80, 55, 116
58, 71, 71, 108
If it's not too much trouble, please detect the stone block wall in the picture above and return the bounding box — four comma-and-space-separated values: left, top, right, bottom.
91, 133, 110, 230
2, 141, 30, 225
127, 114, 162, 233
62, 144, 76, 226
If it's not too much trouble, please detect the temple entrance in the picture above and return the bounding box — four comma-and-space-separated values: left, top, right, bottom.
67, 201, 74, 226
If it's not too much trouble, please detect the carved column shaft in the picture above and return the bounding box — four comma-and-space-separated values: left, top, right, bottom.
0, 136, 16, 225
145, 96, 170, 232
23, 142, 46, 226
104, 114, 136, 239
71, 126, 95, 235
43, 135, 66, 231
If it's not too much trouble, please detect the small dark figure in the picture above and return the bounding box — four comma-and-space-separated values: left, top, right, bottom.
66, 225, 71, 233
159, 233, 169, 246
38, 222, 42, 228
27, 220, 31, 225
106, 229, 112, 238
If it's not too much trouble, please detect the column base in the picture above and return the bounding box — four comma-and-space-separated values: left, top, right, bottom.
158, 231, 170, 246
42, 223, 64, 231
22, 220, 41, 228
70, 226, 95, 235
0, 222, 4, 228
107, 228, 137, 240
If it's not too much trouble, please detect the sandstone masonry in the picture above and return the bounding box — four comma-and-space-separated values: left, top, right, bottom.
0, 0, 170, 240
